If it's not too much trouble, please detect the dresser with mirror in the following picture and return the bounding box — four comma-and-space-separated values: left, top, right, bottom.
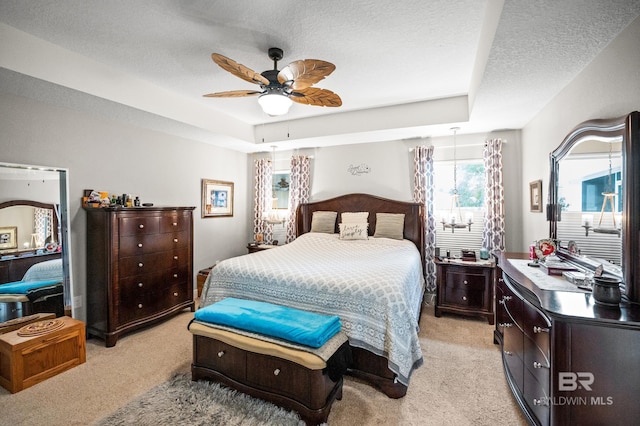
495, 112, 640, 426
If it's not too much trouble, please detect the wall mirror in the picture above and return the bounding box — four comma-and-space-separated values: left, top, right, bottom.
0, 162, 73, 321
548, 112, 639, 303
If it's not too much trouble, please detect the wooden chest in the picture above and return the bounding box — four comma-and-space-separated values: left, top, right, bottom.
189, 322, 346, 425
85, 206, 196, 347
0, 316, 86, 393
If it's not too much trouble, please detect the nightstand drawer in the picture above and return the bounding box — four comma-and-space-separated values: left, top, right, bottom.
442, 287, 485, 308
445, 271, 487, 291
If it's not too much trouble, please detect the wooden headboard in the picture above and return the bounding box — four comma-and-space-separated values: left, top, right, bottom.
296, 193, 425, 264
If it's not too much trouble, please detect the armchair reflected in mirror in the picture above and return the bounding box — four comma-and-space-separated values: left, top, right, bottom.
548, 111, 639, 303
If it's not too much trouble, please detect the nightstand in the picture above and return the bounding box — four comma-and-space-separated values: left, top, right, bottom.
246, 243, 278, 254
434, 258, 495, 324
197, 266, 214, 297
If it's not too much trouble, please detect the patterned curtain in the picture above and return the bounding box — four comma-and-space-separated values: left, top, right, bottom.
253, 158, 274, 243
483, 139, 505, 252
34, 208, 54, 246
286, 155, 311, 243
413, 145, 436, 292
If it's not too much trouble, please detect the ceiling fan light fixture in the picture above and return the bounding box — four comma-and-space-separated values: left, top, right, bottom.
258, 92, 292, 116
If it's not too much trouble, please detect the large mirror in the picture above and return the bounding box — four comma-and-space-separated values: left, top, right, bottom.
548, 111, 640, 303
0, 163, 73, 322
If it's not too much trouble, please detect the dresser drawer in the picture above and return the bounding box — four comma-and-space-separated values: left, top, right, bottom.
522, 300, 551, 355
160, 213, 191, 232
119, 231, 190, 256
246, 352, 311, 403
524, 335, 550, 390
119, 248, 189, 278
156, 282, 192, 310
119, 216, 160, 236
524, 367, 550, 426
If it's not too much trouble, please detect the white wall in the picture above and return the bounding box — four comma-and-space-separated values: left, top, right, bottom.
0, 93, 250, 321
520, 16, 640, 251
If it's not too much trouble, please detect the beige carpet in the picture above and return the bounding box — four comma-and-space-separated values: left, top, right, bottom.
0, 305, 526, 425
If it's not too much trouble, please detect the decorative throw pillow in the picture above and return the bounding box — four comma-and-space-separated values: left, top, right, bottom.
341, 211, 369, 223
373, 213, 405, 240
310, 211, 337, 233
339, 222, 369, 240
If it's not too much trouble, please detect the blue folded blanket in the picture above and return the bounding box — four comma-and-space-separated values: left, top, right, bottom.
0, 280, 62, 295
195, 297, 342, 348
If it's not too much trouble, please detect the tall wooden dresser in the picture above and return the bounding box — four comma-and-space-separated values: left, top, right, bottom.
85, 206, 195, 347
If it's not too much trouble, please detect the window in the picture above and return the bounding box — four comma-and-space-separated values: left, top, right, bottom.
434, 160, 485, 256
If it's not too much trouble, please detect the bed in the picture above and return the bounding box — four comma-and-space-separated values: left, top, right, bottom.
0, 258, 64, 322
200, 193, 426, 398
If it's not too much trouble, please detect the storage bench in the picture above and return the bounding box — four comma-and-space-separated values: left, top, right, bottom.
0, 316, 86, 393
189, 320, 349, 425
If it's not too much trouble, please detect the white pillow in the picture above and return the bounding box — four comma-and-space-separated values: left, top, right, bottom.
339, 222, 369, 240
373, 213, 405, 240
310, 211, 337, 233
341, 212, 369, 223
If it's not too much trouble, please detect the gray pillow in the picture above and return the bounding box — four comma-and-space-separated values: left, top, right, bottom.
310, 211, 337, 233
373, 213, 405, 240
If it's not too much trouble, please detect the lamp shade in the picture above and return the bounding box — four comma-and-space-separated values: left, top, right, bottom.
258, 93, 293, 116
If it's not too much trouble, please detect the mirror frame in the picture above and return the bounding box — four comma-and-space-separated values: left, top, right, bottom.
0, 162, 74, 315
548, 111, 639, 303
0, 200, 59, 251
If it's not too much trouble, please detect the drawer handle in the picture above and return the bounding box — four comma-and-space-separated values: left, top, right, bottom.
499, 322, 512, 328
503, 350, 512, 356
139, 224, 144, 229
138, 282, 143, 288
533, 326, 550, 334
533, 362, 548, 369
138, 243, 143, 248
503, 295, 512, 301
462, 296, 467, 301
533, 398, 549, 406
498, 278, 504, 282
174, 255, 178, 260
173, 273, 178, 278
173, 292, 178, 296
138, 303, 143, 309
273, 368, 280, 376
498, 299, 504, 305
217, 351, 225, 358
138, 262, 144, 267
173, 222, 178, 226
463, 280, 468, 284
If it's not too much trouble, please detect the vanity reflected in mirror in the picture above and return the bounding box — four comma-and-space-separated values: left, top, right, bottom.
548, 111, 640, 303
0, 163, 73, 322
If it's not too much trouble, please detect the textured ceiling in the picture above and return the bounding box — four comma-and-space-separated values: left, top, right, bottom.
1, 0, 639, 152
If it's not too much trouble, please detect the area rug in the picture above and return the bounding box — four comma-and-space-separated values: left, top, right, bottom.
94, 373, 307, 426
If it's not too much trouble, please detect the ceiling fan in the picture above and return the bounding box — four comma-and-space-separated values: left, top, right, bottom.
204, 47, 342, 116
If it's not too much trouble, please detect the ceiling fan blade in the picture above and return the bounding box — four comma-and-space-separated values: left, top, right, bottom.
211, 53, 270, 86
291, 87, 342, 107
203, 90, 262, 98
278, 59, 336, 90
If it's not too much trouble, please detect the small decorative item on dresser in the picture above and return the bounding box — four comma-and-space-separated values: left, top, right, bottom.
592, 276, 622, 306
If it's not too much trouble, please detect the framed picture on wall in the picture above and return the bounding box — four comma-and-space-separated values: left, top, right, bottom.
0, 226, 17, 250
530, 180, 543, 212
201, 179, 234, 218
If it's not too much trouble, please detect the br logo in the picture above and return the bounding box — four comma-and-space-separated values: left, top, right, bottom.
558, 372, 594, 391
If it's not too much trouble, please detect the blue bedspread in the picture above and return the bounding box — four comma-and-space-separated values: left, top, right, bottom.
195, 297, 342, 348
0, 279, 61, 294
